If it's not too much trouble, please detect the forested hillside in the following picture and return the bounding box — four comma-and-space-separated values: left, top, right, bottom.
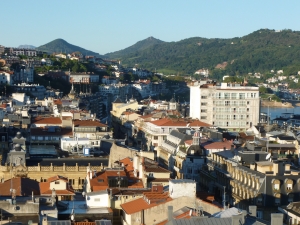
108, 29, 300, 77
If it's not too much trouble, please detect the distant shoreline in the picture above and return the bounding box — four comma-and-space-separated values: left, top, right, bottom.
261, 100, 293, 108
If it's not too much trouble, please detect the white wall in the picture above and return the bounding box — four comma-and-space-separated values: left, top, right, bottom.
86, 192, 109, 208
189, 85, 200, 119
50, 180, 67, 190
169, 179, 196, 199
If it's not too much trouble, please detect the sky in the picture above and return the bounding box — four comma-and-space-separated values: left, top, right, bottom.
1, 0, 300, 55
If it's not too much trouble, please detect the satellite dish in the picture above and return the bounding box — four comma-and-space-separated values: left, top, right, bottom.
266, 153, 271, 160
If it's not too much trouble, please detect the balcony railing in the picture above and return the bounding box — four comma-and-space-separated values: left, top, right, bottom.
207, 159, 231, 178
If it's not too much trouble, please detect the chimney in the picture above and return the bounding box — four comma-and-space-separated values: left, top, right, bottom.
273, 161, 284, 175
250, 162, 256, 171
249, 205, 257, 217
231, 144, 235, 152
231, 215, 241, 225
285, 163, 291, 172
241, 210, 247, 224
271, 213, 283, 225
168, 206, 173, 222
42, 215, 48, 225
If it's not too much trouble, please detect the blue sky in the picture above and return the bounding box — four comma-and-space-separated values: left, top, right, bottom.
1, 0, 300, 55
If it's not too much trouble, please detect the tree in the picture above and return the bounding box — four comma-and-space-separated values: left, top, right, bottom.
72, 63, 79, 73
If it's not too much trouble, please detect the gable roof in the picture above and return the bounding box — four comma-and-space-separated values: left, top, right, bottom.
113, 97, 124, 103
32, 117, 62, 125
39, 176, 75, 196
149, 118, 187, 127
121, 192, 172, 215
47, 175, 68, 183
201, 141, 233, 150
189, 120, 211, 127
0, 177, 40, 196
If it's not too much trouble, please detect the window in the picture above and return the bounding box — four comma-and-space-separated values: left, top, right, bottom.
201, 102, 207, 106
201, 96, 207, 99
153, 136, 158, 140
55, 181, 60, 184
148, 173, 154, 177
287, 183, 293, 190
274, 183, 279, 190
201, 116, 207, 120
1, 136, 5, 142
201, 109, 207, 113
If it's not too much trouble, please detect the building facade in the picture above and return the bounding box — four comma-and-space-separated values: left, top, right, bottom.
189, 82, 260, 131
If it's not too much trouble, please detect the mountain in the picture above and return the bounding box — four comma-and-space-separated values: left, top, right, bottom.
109, 29, 300, 76
18, 45, 36, 49
105, 36, 164, 59
36, 39, 101, 56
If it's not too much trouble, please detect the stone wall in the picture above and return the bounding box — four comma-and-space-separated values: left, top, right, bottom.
108, 142, 139, 167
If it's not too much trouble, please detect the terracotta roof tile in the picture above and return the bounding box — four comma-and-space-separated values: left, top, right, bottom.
39, 177, 75, 196
189, 120, 211, 127
53, 99, 62, 105
149, 118, 187, 127
0, 177, 40, 196
121, 192, 172, 215
201, 141, 232, 150
47, 175, 68, 183
32, 117, 62, 125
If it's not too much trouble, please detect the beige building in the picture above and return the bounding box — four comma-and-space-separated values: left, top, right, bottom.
0, 159, 107, 191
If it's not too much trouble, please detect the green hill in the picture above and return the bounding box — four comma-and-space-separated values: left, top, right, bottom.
105, 36, 164, 59
37, 38, 101, 56
108, 29, 300, 76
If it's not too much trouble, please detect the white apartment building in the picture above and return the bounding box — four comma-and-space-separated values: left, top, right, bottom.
189, 82, 260, 131
0, 71, 13, 85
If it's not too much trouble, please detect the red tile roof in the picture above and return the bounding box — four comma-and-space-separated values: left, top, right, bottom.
39, 176, 75, 196
47, 175, 68, 183
121, 192, 172, 215
189, 120, 211, 127
149, 118, 187, 127
0, 177, 40, 196
32, 117, 62, 125
53, 99, 62, 105
201, 141, 233, 150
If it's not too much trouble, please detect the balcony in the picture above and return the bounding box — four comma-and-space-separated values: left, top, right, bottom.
207, 159, 231, 178
142, 126, 170, 135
